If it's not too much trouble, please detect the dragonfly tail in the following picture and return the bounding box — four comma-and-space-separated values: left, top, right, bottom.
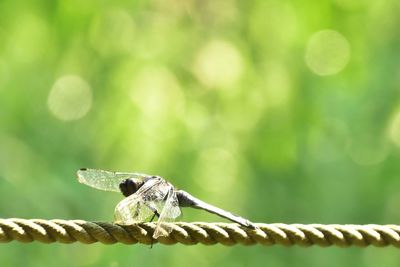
177, 190, 256, 229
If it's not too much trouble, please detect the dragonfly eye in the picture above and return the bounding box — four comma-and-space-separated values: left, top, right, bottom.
119, 179, 140, 197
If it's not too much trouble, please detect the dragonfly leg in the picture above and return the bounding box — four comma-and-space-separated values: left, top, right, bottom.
149, 211, 160, 222
144, 203, 161, 248
143, 202, 160, 222
148, 209, 160, 249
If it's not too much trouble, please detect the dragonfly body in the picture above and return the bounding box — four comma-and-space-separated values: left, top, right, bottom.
77, 168, 256, 238
119, 177, 256, 229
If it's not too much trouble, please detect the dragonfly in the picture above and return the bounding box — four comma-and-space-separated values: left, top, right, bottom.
77, 168, 257, 239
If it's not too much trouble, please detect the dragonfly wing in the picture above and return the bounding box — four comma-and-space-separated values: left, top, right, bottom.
77, 168, 150, 192
153, 189, 181, 239
114, 194, 155, 224
114, 177, 171, 224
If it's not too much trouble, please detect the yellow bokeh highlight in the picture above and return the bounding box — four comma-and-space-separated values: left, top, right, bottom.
388, 109, 400, 147
305, 30, 351, 76
129, 66, 185, 119
193, 40, 243, 89
47, 75, 93, 121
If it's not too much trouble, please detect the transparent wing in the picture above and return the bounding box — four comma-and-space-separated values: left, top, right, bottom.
153, 189, 181, 238
114, 195, 155, 224
114, 177, 173, 224
77, 168, 149, 192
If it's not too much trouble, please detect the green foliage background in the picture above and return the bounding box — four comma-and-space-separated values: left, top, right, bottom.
1, 0, 400, 266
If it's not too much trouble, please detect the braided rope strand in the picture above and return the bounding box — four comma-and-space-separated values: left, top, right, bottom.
1, 219, 400, 247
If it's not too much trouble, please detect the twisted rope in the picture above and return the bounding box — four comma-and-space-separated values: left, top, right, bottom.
1, 218, 400, 247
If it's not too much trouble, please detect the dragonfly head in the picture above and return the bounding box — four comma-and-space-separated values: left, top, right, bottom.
119, 179, 143, 197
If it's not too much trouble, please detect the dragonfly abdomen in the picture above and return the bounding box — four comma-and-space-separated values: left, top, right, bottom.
176, 190, 256, 229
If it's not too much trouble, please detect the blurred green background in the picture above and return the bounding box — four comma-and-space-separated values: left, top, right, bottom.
1, 0, 400, 266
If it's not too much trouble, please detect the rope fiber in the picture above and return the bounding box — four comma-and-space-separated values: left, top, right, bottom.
1, 218, 399, 247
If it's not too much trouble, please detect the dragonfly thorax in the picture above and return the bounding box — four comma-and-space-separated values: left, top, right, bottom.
119, 179, 143, 197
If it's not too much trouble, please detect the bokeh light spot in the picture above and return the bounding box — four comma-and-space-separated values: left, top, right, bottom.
89, 8, 135, 55
129, 66, 184, 119
47, 75, 92, 121
305, 30, 351, 76
347, 134, 389, 165
7, 13, 51, 64
388, 109, 400, 147
192, 40, 243, 89
264, 63, 291, 107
